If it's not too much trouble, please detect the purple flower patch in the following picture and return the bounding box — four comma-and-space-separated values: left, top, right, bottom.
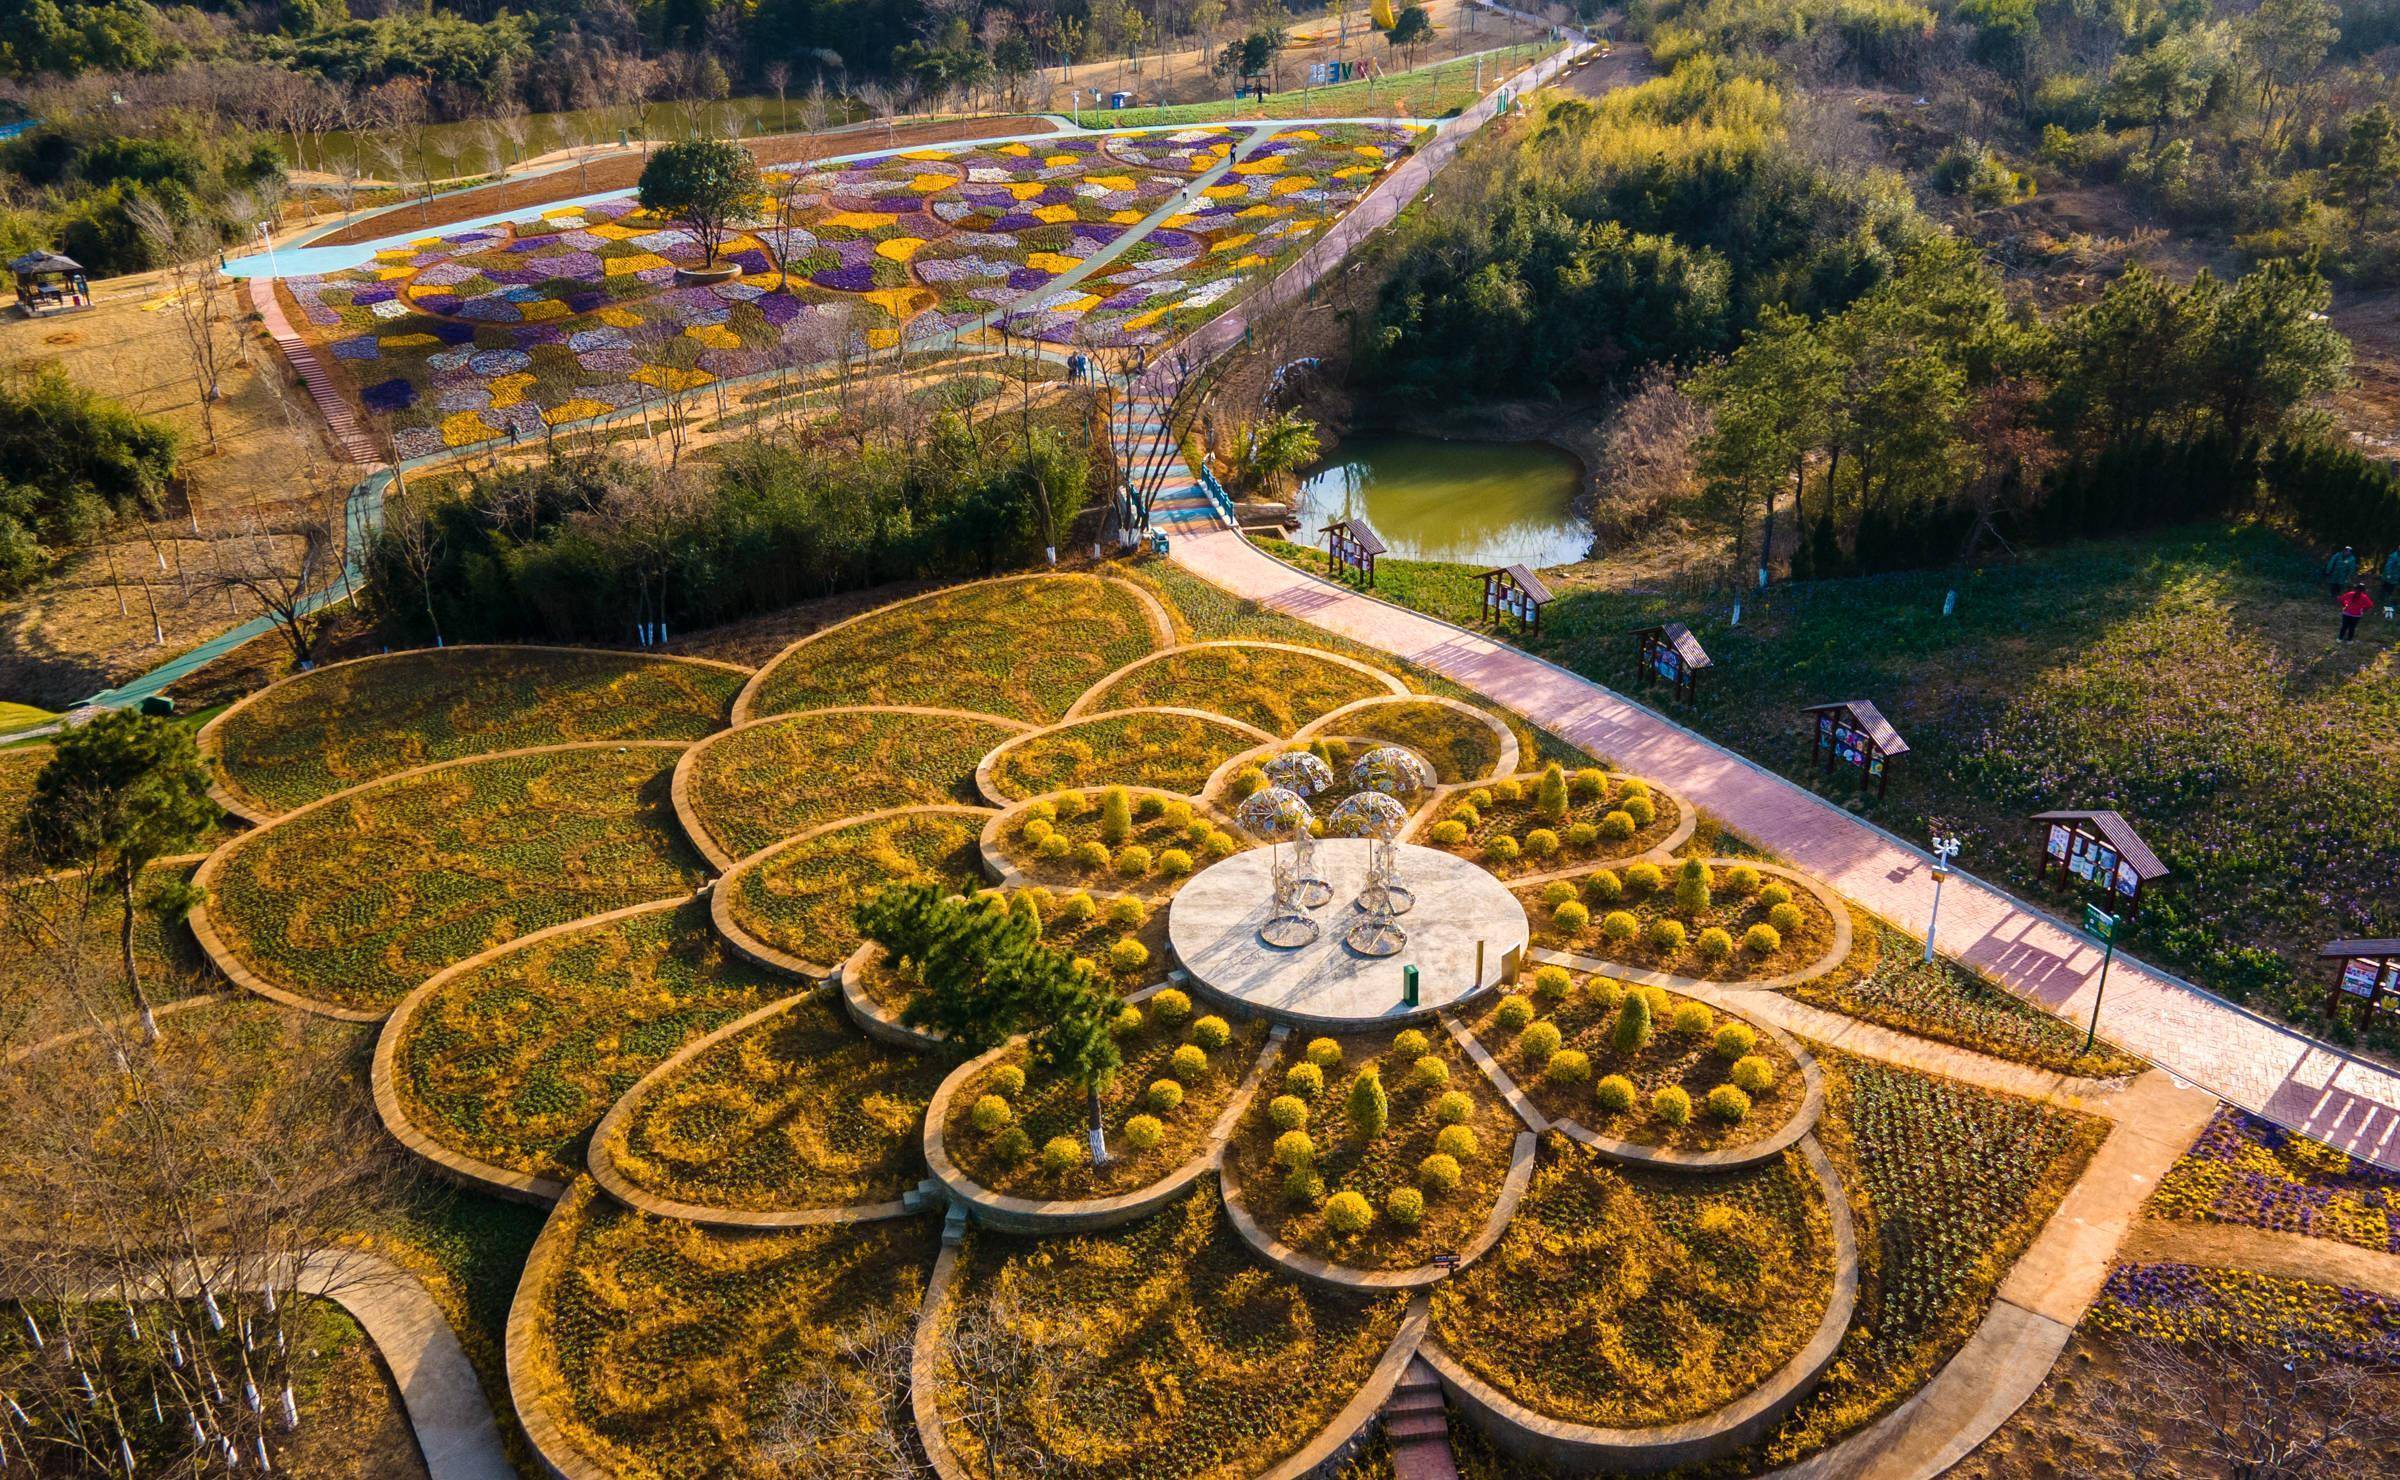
352, 285, 397, 307
362, 379, 417, 412
1007, 267, 1054, 291
433, 322, 477, 345
813, 263, 877, 292
331, 336, 380, 360
756, 292, 803, 326
413, 293, 463, 317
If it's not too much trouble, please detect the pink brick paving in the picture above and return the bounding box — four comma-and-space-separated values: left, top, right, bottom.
250, 274, 384, 468
1166, 523, 2400, 1172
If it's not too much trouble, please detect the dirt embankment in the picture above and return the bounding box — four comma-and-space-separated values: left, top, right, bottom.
308, 115, 1059, 247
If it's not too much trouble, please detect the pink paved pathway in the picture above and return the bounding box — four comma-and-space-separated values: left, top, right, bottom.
1168, 525, 2400, 1171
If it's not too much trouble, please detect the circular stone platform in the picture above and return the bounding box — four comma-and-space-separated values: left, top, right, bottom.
1167, 840, 1529, 1028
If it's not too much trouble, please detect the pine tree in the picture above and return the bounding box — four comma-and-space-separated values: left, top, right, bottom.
1535, 763, 1568, 823
1100, 786, 1133, 846
1347, 1066, 1388, 1142
1612, 992, 1653, 1054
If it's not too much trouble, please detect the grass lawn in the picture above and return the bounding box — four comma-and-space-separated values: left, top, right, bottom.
1099, 43, 1558, 126
1261, 524, 2400, 1047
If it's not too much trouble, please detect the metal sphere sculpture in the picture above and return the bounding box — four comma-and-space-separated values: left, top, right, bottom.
1235, 785, 1320, 948
1328, 791, 1411, 957
1348, 745, 1432, 915
1263, 751, 1338, 908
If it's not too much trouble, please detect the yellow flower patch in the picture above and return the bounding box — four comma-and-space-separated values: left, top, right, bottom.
822, 211, 899, 230
1231, 157, 1287, 176
1162, 213, 1198, 229
1000, 142, 1033, 157
1008, 182, 1047, 202
411, 237, 444, 249
1125, 307, 1167, 333
590, 222, 646, 241
1278, 130, 1321, 142
686, 323, 743, 350
519, 299, 571, 322
374, 248, 415, 263
488, 373, 537, 408
407, 282, 449, 300
1333, 165, 1375, 180
544, 397, 612, 425
1055, 294, 1102, 314
908, 174, 953, 193
380, 333, 440, 349
1091, 175, 1136, 191
1025, 252, 1081, 275
595, 306, 643, 328
1237, 204, 1290, 219
863, 287, 935, 319
1233, 254, 1268, 269
440, 410, 493, 447
634, 364, 713, 393
1354, 145, 1391, 159
865, 327, 899, 349
374, 267, 414, 281
902, 149, 953, 161
876, 236, 926, 262
604, 253, 673, 277
1032, 204, 1080, 224
1210, 233, 1256, 254
1044, 153, 1080, 167
1109, 209, 1145, 224
1271, 175, 1314, 196
1203, 183, 1248, 200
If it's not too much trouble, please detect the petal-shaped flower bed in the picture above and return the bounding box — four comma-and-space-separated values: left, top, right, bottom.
513, 1180, 938, 1476
1083, 642, 1403, 734
1520, 861, 1842, 984
928, 1187, 1409, 1479
202, 647, 743, 816
594, 987, 950, 1216
1306, 696, 1513, 784
718, 808, 990, 976
985, 788, 1246, 897
678, 706, 1024, 866
982, 709, 1269, 802
1222, 1025, 1517, 1271
1427, 768, 1688, 877
742, 573, 1164, 724
379, 898, 785, 1191
1430, 1138, 1837, 1428
847, 892, 1175, 1035
194, 744, 703, 1016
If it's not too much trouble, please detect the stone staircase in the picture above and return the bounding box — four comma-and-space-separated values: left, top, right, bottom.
1382, 1356, 1460, 1479
249, 275, 384, 468
1111, 397, 1227, 534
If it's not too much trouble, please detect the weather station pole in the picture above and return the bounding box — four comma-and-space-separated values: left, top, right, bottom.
1923, 833, 1960, 964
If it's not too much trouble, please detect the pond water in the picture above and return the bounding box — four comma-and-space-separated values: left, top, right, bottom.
1291, 434, 1588, 569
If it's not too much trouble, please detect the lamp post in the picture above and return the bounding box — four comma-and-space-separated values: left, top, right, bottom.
1923, 833, 1960, 964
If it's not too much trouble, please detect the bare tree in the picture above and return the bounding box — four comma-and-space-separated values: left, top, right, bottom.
201, 485, 341, 670
758, 1315, 922, 1479
765, 60, 793, 133
2082, 1332, 2400, 1479
379, 474, 448, 647
127, 198, 234, 454
925, 1286, 1069, 1477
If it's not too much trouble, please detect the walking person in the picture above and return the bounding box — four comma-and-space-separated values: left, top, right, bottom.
2381, 546, 2400, 612
2325, 544, 2359, 595
2339, 581, 2372, 642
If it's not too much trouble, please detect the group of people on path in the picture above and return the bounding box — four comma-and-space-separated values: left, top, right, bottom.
2324, 544, 2400, 642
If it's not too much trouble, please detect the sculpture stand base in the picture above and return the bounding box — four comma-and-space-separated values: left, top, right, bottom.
1259, 915, 1321, 949
1296, 877, 1334, 909
1344, 918, 1407, 957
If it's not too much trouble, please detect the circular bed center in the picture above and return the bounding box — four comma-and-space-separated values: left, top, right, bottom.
1167, 840, 1528, 1028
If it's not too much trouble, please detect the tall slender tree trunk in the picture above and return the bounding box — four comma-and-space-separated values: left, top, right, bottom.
1088, 1083, 1112, 1166
119, 870, 158, 1044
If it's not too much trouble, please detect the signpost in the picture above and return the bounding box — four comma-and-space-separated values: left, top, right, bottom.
1403, 963, 1420, 1008
1924, 833, 1961, 964
2082, 904, 2118, 1058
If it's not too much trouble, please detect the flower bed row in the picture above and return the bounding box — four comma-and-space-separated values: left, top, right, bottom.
2147, 1104, 2400, 1255
1427, 766, 1683, 877
1519, 860, 1839, 984
990, 787, 1244, 895
721, 808, 989, 975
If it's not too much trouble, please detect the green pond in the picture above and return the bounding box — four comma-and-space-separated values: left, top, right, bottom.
1292, 434, 1588, 568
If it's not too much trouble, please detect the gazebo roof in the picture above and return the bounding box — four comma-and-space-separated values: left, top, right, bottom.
9, 250, 82, 276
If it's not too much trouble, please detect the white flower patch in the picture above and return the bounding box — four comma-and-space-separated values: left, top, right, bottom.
1179, 278, 1238, 310
370, 300, 408, 320
968, 167, 1010, 183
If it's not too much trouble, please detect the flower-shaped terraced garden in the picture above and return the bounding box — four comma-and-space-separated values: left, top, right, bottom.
146, 567, 2149, 1478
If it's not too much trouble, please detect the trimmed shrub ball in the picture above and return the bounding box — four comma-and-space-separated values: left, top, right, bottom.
1494, 994, 1535, 1031
1552, 900, 1590, 935
1484, 835, 1521, 864
1759, 882, 1794, 909
1158, 848, 1194, 877
1123, 1113, 1165, 1151
1768, 901, 1805, 935
991, 1126, 1032, 1165
970, 1094, 1014, 1133
1419, 1152, 1462, 1194
1430, 819, 1469, 845
1284, 1166, 1326, 1205
1059, 892, 1098, 924
1602, 910, 1640, 944
1386, 1186, 1425, 1227
1531, 965, 1573, 1002
1544, 1048, 1592, 1085
1109, 937, 1150, 974
1413, 1054, 1449, 1089
1394, 1027, 1431, 1058
1672, 1001, 1714, 1036
1697, 927, 1735, 962
1732, 1054, 1777, 1093
1146, 1078, 1185, 1112
1434, 1090, 1474, 1125
1744, 923, 1783, 957
1269, 1094, 1310, 1131
1323, 1190, 1375, 1236
1170, 1044, 1210, 1081
1714, 1023, 1758, 1061
991, 1064, 1026, 1097
1272, 1128, 1316, 1169
1594, 1074, 1637, 1114
1306, 1037, 1344, 1069
1525, 828, 1561, 858
1599, 811, 1637, 843
1624, 863, 1664, 896
1652, 1086, 1693, 1126
1040, 1135, 1085, 1173
1150, 987, 1191, 1023
1648, 918, 1688, 953
1565, 821, 1600, 849
1541, 879, 1578, 908
1519, 1020, 1562, 1062
1707, 1084, 1753, 1123
1107, 895, 1148, 927
1285, 1061, 1325, 1098
1434, 1123, 1480, 1161
1621, 794, 1655, 827
1114, 845, 1152, 877
1190, 1014, 1231, 1051
1072, 840, 1111, 870
1583, 870, 1622, 903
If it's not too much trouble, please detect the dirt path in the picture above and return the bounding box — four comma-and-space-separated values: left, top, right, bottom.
2117, 1217, 2400, 1299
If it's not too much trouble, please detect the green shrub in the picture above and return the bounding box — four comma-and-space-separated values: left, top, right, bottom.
1675, 858, 1712, 916
1348, 1067, 1389, 1140
1430, 819, 1469, 845
1697, 926, 1735, 962
1714, 1023, 1758, 1061
1671, 1001, 1713, 1036
1519, 1020, 1562, 1061
1553, 899, 1590, 934
1323, 1190, 1375, 1235
1621, 793, 1656, 828
1158, 847, 1195, 877
991, 1064, 1026, 1097
1114, 1004, 1144, 1034
1725, 865, 1760, 896
1269, 1094, 1310, 1131
1073, 839, 1111, 870
1449, 803, 1481, 830
1123, 1114, 1165, 1151
1594, 1074, 1637, 1114
1059, 892, 1098, 924
1386, 1186, 1426, 1227
1306, 1037, 1344, 1069
1027, 800, 1059, 824
1170, 1044, 1209, 1080
1612, 993, 1652, 1054
1570, 768, 1607, 802
991, 1126, 1033, 1164
1230, 765, 1268, 798
1191, 1014, 1231, 1050
1200, 830, 1238, 859
1419, 1152, 1462, 1194
1036, 833, 1073, 859
1732, 1054, 1776, 1093
1134, 793, 1164, 819
1115, 845, 1154, 877
1494, 994, 1535, 1030
1624, 863, 1664, 895
1434, 1090, 1474, 1125
1022, 817, 1055, 846
1706, 1084, 1752, 1124
1284, 1166, 1326, 1205
1544, 1048, 1592, 1084
1040, 1135, 1085, 1173
1617, 778, 1651, 801
1107, 895, 1148, 926
1101, 788, 1133, 844
1768, 901, 1804, 934
1273, 1128, 1316, 1168
1162, 800, 1194, 828
1743, 923, 1782, 957
1484, 834, 1521, 863
1394, 1027, 1430, 1058
1565, 821, 1599, 849
1535, 762, 1568, 821
1652, 1086, 1692, 1126
1434, 1123, 1479, 1161
1468, 788, 1494, 810
1413, 1054, 1450, 1088
1648, 918, 1688, 953
1759, 882, 1793, 908
1109, 937, 1151, 974
1150, 987, 1191, 1023
1490, 778, 1522, 803
1601, 910, 1639, 944
1525, 827, 1561, 858
1541, 879, 1578, 908
970, 1094, 1014, 1133
1285, 1061, 1324, 1098
1599, 810, 1637, 843
1531, 965, 1573, 1002
1146, 1078, 1185, 1111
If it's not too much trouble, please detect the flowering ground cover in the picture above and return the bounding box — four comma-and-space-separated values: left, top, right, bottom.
991, 788, 1245, 895
206, 648, 742, 814
520, 1180, 938, 1476
1430, 1139, 1836, 1427
1222, 1025, 1515, 1269
2147, 1104, 2400, 1253
389, 901, 784, 1184
933, 1187, 1408, 1479
1426, 767, 1683, 878
202, 746, 703, 1014
943, 990, 1266, 1200
1086, 643, 1398, 734
1468, 974, 1807, 1154
681, 707, 1021, 862
724, 809, 987, 970
599, 988, 949, 1213
1518, 860, 1839, 982
985, 709, 1264, 800
1792, 918, 2146, 1078
744, 573, 1161, 723
2086, 1261, 2400, 1359
1331, 698, 1506, 784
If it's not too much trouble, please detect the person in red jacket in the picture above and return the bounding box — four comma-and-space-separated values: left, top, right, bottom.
2339, 581, 2373, 642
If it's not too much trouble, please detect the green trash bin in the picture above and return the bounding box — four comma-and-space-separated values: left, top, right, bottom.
140, 695, 176, 717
